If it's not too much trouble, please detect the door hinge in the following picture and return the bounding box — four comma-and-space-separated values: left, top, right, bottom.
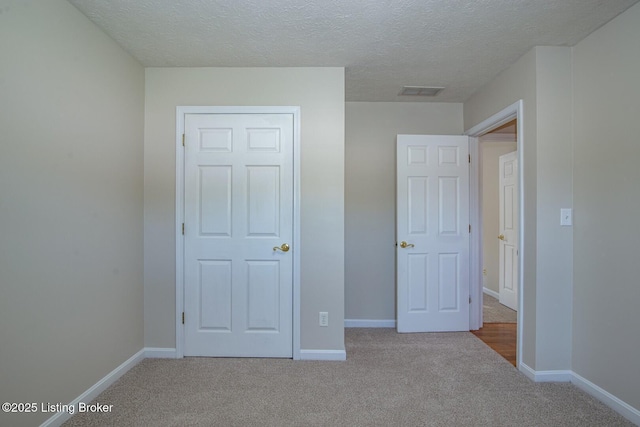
182, 223, 185, 235
469, 224, 471, 233
468, 154, 471, 163
182, 133, 185, 147
182, 312, 185, 324
469, 296, 472, 304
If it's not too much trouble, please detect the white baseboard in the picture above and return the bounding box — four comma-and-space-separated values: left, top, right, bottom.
345, 319, 396, 328
483, 287, 500, 299
40, 348, 145, 427
299, 349, 347, 361
518, 364, 639, 425
518, 362, 537, 381
571, 371, 640, 425
519, 363, 572, 382
144, 347, 177, 358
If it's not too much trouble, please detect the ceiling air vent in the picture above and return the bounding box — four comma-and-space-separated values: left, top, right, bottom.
399, 86, 444, 97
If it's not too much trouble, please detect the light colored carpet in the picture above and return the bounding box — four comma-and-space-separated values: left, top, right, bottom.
483, 294, 517, 323
63, 329, 632, 426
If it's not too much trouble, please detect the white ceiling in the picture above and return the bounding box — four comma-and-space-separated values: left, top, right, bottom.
68, 0, 638, 102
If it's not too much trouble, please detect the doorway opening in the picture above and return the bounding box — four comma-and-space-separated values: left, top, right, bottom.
466, 100, 524, 370
471, 119, 518, 366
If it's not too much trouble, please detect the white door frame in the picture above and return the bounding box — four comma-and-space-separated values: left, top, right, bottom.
466, 100, 524, 369
175, 106, 301, 359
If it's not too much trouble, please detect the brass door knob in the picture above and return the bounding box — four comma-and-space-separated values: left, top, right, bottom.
273, 243, 290, 252
399, 241, 415, 248
498, 234, 505, 241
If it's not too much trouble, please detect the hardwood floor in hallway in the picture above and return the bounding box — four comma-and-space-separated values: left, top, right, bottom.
471, 323, 517, 366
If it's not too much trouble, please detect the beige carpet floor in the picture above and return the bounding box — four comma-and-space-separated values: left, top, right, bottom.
483, 294, 517, 323
63, 329, 632, 426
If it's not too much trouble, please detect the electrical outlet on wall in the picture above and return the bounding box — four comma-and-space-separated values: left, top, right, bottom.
319, 312, 329, 327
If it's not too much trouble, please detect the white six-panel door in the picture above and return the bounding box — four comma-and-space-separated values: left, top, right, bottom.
397, 135, 470, 332
498, 151, 518, 311
183, 113, 293, 357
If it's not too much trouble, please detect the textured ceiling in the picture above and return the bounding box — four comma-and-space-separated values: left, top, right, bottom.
68, 0, 638, 102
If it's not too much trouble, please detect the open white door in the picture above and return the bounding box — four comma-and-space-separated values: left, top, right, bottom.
183, 112, 294, 357
498, 151, 518, 311
396, 135, 470, 333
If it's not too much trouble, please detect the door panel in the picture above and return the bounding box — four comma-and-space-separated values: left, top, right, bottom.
397, 135, 470, 333
247, 166, 280, 236
246, 260, 280, 330
408, 254, 429, 312
184, 113, 293, 357
408, 177, 428, 234
199, 166, 232, 236
439, 177, 460, 234
438, 253, 459, 311
499, 151, 518, 311
199, 260, 232, 330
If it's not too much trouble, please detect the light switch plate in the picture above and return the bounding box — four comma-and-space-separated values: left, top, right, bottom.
560, 208, 572, 226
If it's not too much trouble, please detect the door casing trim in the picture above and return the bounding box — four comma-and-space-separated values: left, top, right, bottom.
175, 106, 301, 359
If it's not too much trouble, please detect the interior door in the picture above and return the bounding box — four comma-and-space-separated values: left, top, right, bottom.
498, 151, 518, 311
396, 135, 470, 332
183, 112, 293, 357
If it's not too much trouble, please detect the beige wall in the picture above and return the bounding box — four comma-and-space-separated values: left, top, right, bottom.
533, 47, 574, 370
0, 1, 145, 426
464, 46, 574, 370
481, 141, 517, 294
144, 67, 345, 351
345, 102, 463, 321
572, 2, 640, 410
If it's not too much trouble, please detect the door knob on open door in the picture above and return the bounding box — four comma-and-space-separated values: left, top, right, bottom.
399, 241, 415, 248
498, 234, 505, 241
273, 243, 290, 252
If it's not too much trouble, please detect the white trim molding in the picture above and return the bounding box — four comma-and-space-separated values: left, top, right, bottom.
144, 347, 178, 359
40, 349, 145, 427
479, 133, 517, 143
571, 372, 640, 425
482, 287, 500, 299
299, 349, 347, 361
344, 319, 396, 328
519, 363, 573, 382
518, 363, 537, 382
519, 364, 640, 425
